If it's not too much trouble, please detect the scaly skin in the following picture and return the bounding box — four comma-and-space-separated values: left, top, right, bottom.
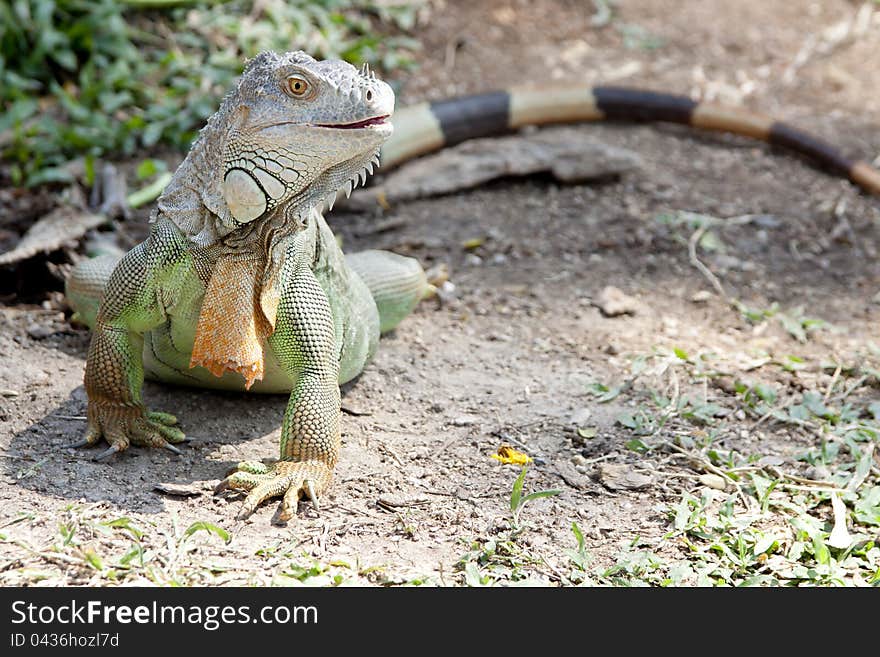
67, 52, 428, 521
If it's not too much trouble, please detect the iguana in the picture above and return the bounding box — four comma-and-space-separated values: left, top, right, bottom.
66, 50, 880, 522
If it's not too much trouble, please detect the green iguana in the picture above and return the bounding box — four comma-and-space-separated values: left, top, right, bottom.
66, 50, 880, 522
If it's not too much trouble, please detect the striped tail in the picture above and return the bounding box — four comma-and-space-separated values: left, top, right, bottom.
382, 85, 880, 196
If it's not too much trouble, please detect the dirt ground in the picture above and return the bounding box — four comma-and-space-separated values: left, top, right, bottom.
2, 0, 880, 585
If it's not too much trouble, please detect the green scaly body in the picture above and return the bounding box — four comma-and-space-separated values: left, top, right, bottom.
66, 51, 427, 521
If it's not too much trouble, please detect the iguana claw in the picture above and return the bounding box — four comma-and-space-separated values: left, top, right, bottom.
78, 404, 187, 460
215, 460, 332, 522
94, 444, 121, 462
303, 479, 320, 511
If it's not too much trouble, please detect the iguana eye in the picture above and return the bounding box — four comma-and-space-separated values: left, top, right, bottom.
286, 76, 310, 97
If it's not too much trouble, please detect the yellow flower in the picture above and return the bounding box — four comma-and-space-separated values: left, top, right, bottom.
490, 444, 532, 465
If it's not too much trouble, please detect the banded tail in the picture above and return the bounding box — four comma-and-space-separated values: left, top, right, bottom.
382, 85, 880, 196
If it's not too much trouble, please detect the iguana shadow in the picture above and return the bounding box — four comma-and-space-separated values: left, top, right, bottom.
3, 377, 330, 515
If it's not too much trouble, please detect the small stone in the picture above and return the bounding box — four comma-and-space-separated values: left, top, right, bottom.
698, 474, 727, 490
690, 290, 713, 303
805, 465, 832, 481
451, 415, 477, 427
153, 482, 202, 497
597, 463, 652, 491
571, 454, 588, 466
27, 323, 55, 340
568, 408, 592, 426
712, 376, 737, 395
594, 286, 638, 317
464, 254, 483, 266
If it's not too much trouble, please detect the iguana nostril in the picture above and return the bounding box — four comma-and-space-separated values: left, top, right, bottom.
366, 89, 373, 102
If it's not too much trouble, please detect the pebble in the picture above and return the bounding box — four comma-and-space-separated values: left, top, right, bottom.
699, 474, 727, 490
594, 286, 638, 317
598, 463, 652, 490
27, 323, 55, 340
804, 465, 832, 481
568, 408, 592, 426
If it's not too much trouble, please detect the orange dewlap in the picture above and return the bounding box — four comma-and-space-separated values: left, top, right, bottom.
190, 255, 276, 389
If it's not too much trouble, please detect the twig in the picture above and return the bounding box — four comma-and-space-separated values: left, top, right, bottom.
341, 405, 372, 416
781, 4, 871, 85
376, 442, 405, 467
823, 364, 841, 403
828, 375, 868, 405
434, 434, 460, 458
11, 539, 87, 568
688, 225, 730, 303
775, 483, 844, 494
764, 467, 838, 489
662, 440, 749, 508
580, 453, 617, 466
536, 549, 568, 584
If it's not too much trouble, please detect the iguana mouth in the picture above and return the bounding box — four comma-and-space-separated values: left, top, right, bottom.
315, 115, 389, 129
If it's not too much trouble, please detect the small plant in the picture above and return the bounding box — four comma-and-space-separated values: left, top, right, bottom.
567, 522, 591, 573
509, 466, 561, 532
1, 0, 423, 185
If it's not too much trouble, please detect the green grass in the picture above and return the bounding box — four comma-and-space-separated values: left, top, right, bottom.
0, 0, 423, 186
578, 346, 880, 585
459, 340, 880, 586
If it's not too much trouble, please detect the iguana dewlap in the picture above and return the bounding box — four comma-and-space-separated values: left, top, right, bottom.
190, 253, 276, 389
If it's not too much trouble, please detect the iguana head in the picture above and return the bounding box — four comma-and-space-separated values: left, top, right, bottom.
161, 51, 395, 244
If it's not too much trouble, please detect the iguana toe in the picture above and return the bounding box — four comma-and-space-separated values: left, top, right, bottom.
94, 444, 122, 462
147, 411, 179, 426
77, 405, 187, 460
68, 425, 103, 450
129, 420, 186, 447
216, 460, 332, 521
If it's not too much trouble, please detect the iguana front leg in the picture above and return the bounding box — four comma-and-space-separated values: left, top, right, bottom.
77, 220, 190, 460
217, 229, 341, 521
